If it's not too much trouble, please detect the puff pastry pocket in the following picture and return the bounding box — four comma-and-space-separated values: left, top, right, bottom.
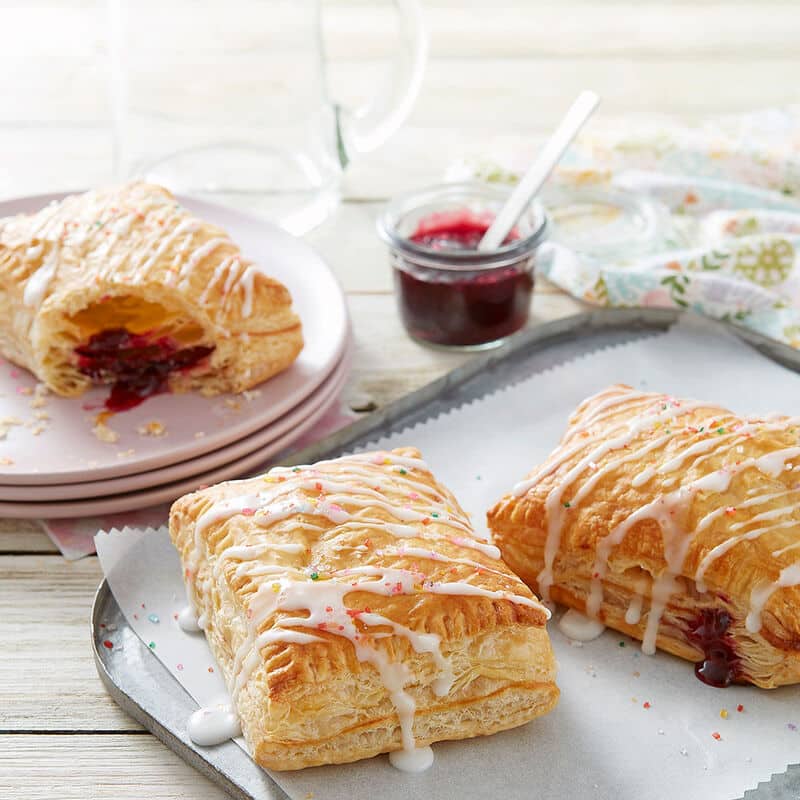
488, 384, 800, 689
170, 447, 558, 771
0, 182, 303, 409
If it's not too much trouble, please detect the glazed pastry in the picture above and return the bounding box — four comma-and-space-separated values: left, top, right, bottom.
170, 447, 558, 771
488, 384, 800, 689
0, 182, 303, 410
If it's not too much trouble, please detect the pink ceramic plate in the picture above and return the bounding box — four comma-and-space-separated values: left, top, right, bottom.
0, 338, 352, 502
0, 192, 348, 485
0, 352, 351, 518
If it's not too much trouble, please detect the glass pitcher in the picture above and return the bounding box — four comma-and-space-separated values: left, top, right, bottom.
108, 1, 427, 233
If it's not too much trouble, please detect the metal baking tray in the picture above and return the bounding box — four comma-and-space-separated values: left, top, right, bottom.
92, 307, 800, 800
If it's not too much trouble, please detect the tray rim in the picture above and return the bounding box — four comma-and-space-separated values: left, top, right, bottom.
91, 306, 800, 800
280, 306, 800, 467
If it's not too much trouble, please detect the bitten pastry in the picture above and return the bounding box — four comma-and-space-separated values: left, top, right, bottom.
488, 384, 800, 689
170, 447, 558, 771
0, 182, 303, 410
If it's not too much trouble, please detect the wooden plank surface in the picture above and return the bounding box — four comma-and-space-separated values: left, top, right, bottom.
0, 735, 227, 799
2, 0, 798, 796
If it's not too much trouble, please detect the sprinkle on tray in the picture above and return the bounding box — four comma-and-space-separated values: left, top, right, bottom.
789, 723, 798, 731
148, 641, 156, 649
643, 701, 651, 709
719, 708, 728, 719
737, 704, 744, 713
148, 614, 160, 624
711, 731, 721, 741
102, 640, 113, 649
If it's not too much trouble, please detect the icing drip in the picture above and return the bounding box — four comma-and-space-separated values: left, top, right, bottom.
188, 702, 242, 746
389, 745, 434, 773
178, 605, 203, 632
558, 609, 606, 641
746, 562, 800, 633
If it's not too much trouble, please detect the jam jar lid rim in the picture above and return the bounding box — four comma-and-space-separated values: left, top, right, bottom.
377, 181, 549, 265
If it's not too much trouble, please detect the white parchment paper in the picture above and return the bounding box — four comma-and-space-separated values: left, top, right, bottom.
96, 317, 800, 800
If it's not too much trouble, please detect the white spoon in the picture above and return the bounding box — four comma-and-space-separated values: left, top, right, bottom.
477, 90, 600, 252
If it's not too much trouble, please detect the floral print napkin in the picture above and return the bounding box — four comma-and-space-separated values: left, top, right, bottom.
449, 106, 800, 347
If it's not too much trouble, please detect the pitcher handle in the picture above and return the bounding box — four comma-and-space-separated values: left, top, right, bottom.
333, 0, 428, 164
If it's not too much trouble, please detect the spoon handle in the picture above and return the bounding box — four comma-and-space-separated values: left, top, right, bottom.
478, 90, 600, 252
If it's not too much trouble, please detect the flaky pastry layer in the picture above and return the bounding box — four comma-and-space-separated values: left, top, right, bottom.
170, 447, 558, 769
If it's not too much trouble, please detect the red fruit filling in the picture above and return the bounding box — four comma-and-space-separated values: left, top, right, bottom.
686, 608, 740, 688
75, 328, 213, 412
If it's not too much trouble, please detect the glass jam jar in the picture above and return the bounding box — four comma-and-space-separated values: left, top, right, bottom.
377, 182, 548, 349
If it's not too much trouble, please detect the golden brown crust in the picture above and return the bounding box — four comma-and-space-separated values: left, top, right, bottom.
0, 182, 303, 397
170, 447, 558, 769
488, 384, 800, 689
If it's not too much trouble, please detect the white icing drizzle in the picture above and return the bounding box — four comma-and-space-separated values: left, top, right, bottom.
746, 562, 800, 632
188, 702, 242, 747
177, 235, 229, 284
22, 244, 60, 307
237, 265, 258, 318
625, 593, 644, 625
199, 255, 236, 304
558, 609, 606, 641
188, 451, 546, 768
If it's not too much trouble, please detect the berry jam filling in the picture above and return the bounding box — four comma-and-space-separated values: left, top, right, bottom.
686, 609, 740, 688
75, 328, 214, 412
395, 211, 533, 347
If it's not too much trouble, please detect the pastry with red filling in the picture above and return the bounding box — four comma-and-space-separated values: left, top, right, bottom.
488, 384, 800, 689
0, 182, 303, 410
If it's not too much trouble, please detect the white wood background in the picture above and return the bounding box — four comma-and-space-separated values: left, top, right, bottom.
2, 1, 799, 796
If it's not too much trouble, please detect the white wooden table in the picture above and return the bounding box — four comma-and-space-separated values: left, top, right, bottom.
2, 1, 799, 796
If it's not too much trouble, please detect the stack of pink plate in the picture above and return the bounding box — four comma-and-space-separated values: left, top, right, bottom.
0, 194, 352, 518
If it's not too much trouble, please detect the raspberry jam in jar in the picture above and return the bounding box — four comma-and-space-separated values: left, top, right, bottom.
378, 183, 547, 349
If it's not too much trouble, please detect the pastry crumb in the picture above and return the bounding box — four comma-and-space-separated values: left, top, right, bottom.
224, 397, 242, 411
92, 417, 120, 443
194, 431, 206, 439
34, 410, 50, 421
16, 385, 33, 396
137, 420, 167, 437
117, 448, 136, 458
242, 389, 261, 402
30, 383, 49, 408
29, 424, 46, 436
0, 416, 23, 439
0, 457, 14, 466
